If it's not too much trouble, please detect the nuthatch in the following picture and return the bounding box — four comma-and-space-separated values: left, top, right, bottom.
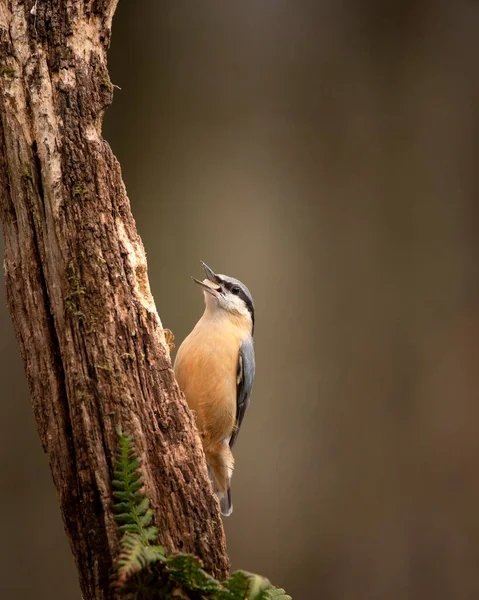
174, 262, 255, 516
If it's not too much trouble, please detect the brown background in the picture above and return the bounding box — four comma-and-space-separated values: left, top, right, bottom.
1, 1, 479, 598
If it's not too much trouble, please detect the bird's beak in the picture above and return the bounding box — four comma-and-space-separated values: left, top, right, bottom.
192, 277, 221, 296
201, 261, 218, 283
193, 262, 221, 296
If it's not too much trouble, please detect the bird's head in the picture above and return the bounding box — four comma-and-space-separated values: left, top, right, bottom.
193, 261, 255, 334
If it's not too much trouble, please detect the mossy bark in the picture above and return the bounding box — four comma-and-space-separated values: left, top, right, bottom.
0, 2, 229, 598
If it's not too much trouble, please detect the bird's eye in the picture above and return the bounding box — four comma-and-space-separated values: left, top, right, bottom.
231, 286, 241, 295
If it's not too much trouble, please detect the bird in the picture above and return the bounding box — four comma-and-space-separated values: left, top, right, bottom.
173, 261, 255, 516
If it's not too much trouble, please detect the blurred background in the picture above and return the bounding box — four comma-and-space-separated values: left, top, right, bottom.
1, 1, 479, 598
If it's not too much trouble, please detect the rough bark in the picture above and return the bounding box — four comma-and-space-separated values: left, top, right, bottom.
0, 1, 229, 598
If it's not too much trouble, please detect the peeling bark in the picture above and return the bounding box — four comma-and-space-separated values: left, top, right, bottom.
0, 1, 229, 598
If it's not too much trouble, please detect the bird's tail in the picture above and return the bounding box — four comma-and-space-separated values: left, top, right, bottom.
205, 441, 234, 517
207, 466, 233, 516
219, 487, 233, 516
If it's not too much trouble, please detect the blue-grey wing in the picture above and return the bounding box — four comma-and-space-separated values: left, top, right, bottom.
229, 337, 255, 449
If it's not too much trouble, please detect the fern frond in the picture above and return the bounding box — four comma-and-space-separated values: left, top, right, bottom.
112, 427, 159, 547
112, 427, 293, 599
116, 533, 166, 586
217, 570, 250, 599
262, 588, 293, 600
167, 553, 222, 595
113, 428, 166, 589
219, 571, 292, 600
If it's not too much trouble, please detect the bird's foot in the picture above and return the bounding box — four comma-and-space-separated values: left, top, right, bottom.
163, 328, 175, 353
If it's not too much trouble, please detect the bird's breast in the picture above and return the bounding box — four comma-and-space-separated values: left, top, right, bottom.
174, 319, 244, 441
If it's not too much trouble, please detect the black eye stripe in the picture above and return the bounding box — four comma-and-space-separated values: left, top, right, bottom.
217, 276, 255, 335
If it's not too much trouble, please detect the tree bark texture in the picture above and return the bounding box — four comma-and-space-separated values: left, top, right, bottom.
0, 1, 229, 598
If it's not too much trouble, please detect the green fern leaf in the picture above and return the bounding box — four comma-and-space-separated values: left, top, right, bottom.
116, 533, 166, 586
113, 428, 161, 582
119, 523, 142, 534
113, 489, 135, 501
138, 511, 153, 528
223, 571, 292, 600
128, 478, 144, 493
112, 428, 293, 599
263, 588, 293, 600
143, 526, 159, 542
113, 501, 131, 513
249, 572, 272, 597
136, 497, 150, 513
218, 570, 250, 599
114, 512, 134, 524
116, 534, 145, 585
167, 553, 221, 594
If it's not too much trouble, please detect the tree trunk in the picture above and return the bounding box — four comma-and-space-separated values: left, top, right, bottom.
0, 1, 229, 598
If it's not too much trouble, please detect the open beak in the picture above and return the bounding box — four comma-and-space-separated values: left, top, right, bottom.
192, 278, 220, 296
200, 261, 218, 283
192, 262, 221, 296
